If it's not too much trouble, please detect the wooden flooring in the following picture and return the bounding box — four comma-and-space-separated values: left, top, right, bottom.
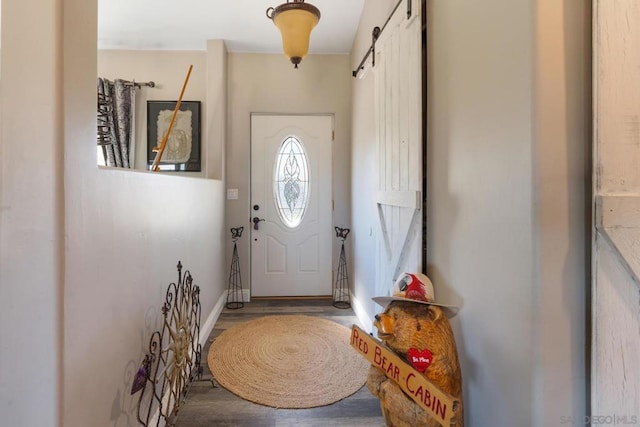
174, 298, 385, 427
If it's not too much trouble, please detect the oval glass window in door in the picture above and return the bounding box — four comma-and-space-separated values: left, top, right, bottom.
273, 136, 310, 228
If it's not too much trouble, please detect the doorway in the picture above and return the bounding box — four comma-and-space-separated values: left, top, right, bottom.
250, 114, 333, 296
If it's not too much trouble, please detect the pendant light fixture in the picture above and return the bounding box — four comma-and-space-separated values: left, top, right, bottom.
266, 0, 321, 69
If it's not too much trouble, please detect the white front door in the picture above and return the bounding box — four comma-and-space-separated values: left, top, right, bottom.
250, 114, 333, 296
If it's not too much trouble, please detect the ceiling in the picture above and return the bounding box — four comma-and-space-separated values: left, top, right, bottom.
98, 0, 366, 54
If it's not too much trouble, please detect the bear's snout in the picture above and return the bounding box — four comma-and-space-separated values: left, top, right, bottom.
374, 313, 395, 340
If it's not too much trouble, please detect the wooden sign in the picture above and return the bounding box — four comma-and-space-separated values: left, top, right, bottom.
351, 325, 459, 427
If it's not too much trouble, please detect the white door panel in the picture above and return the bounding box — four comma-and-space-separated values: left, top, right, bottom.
251, 114, 333, 296
593, 1, 640, 417
375, 0, 423, 294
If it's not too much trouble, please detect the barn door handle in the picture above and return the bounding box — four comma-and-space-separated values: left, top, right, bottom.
252, 217, 265, 230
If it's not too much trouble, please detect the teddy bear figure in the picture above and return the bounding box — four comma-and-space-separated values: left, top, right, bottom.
368, 273, 463, 427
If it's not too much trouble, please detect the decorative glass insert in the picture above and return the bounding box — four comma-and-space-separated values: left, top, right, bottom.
273, 136, 310, 228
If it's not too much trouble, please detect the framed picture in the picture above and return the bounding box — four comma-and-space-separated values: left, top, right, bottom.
147, 100, 201, 171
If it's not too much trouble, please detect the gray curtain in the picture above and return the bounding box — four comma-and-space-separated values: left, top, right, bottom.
97, 78, 136, 168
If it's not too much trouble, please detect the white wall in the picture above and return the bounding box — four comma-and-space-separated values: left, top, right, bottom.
534, 0, 590, 424
351, 0, 589, 425
0, 0, 63, 425
65, 2, 226, 425
1, 0, 227, 426
427, 1, 536, 424
205, 40, 227, 181
225, 53, 352, 295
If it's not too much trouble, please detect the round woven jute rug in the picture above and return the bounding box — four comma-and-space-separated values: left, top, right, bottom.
208, 315, 370, 409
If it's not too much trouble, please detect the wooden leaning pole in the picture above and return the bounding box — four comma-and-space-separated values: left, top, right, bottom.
150, 64, 194, 171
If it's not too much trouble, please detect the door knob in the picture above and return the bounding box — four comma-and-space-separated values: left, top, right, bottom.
252, 217, 265, 230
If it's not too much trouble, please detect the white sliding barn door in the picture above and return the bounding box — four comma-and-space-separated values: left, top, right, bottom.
374, 0, 423, 294
592, 0, 640, 419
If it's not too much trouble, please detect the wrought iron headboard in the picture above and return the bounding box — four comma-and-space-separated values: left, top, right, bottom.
131, 261, 203, 426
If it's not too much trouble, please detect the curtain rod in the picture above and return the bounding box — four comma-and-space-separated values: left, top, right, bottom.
352, 0, 411, 78
122, 80, 156, 89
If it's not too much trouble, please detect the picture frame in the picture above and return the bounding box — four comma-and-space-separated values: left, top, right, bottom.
147, 100, 201, 171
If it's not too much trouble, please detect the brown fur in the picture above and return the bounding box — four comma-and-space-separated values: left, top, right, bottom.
367, 301, 463, 427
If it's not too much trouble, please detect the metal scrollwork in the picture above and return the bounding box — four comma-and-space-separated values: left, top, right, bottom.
133, 261, 202, 426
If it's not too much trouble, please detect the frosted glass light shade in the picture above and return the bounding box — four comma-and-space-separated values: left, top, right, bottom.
267, 1, 321, 68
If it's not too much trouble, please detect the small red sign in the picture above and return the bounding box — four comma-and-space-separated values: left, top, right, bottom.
407, 348, 433, 373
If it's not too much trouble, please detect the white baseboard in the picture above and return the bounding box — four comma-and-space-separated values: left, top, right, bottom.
199, 291, 227, 346
351, 293, 374, 334
199, 289, 251, 346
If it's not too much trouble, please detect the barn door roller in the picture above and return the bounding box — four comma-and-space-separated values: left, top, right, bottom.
352, 0, 413, 78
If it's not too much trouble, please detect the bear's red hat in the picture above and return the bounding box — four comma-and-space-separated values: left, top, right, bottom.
372, 272, 458, 318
